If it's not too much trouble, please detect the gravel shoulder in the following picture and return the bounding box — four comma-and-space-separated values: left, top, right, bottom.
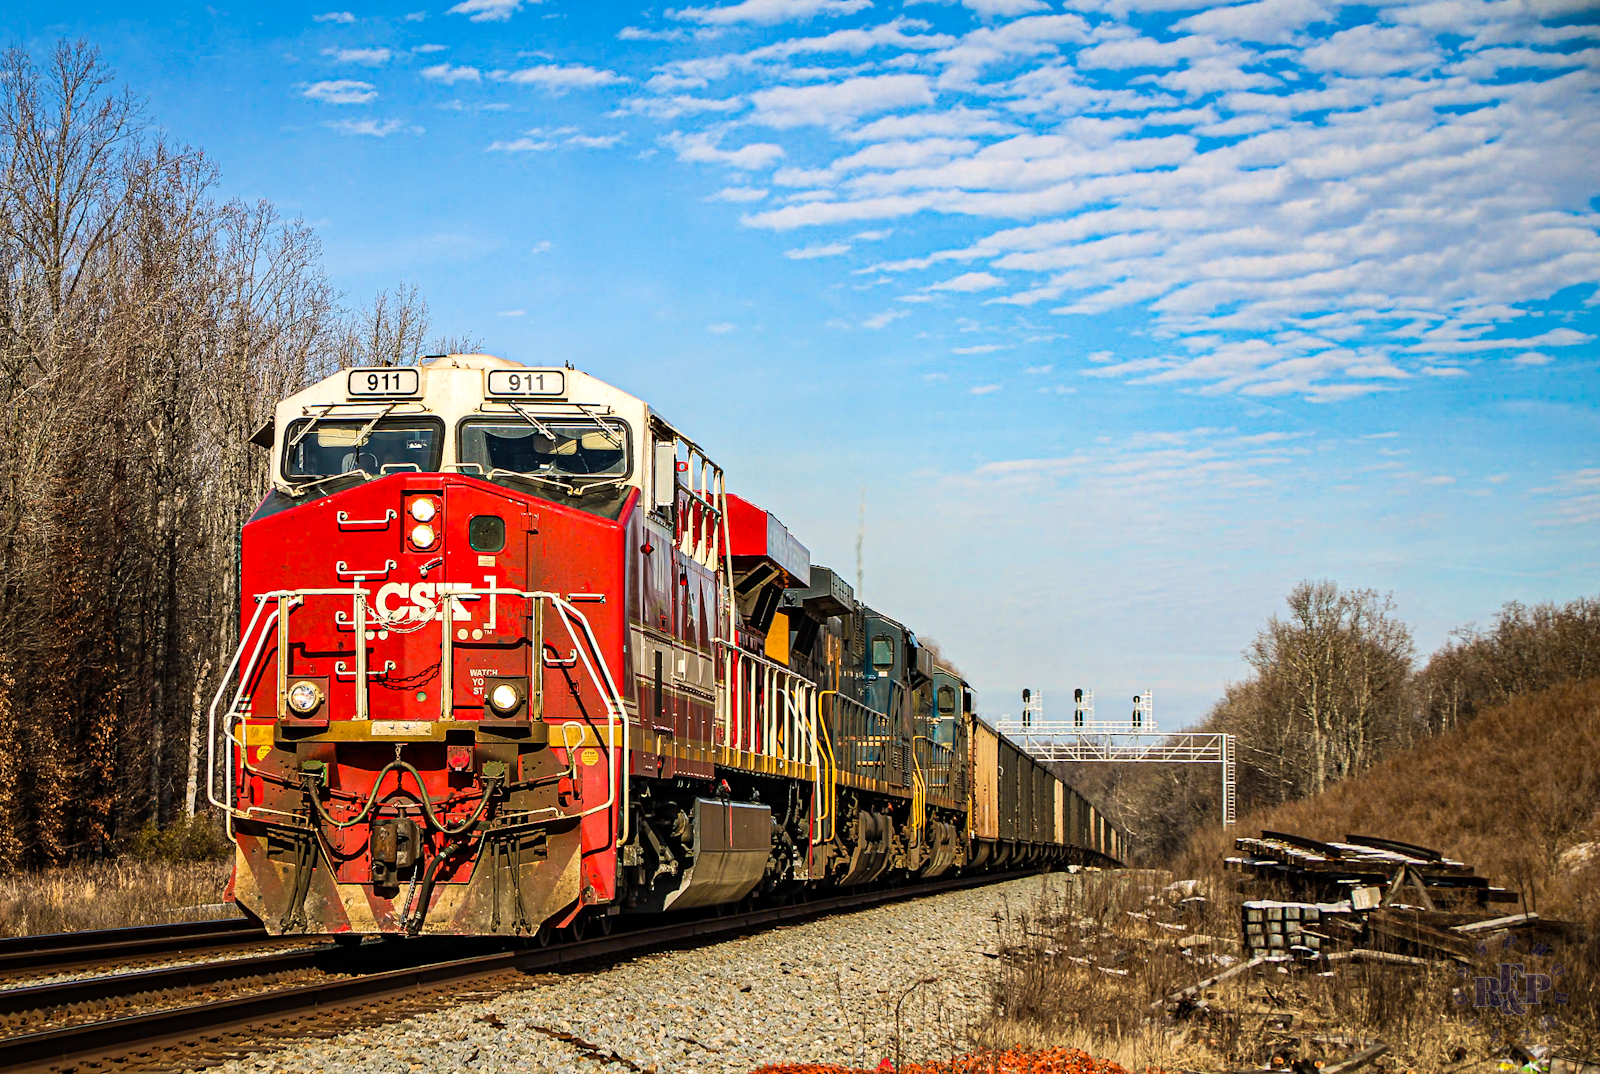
191, 873, 1070, 1074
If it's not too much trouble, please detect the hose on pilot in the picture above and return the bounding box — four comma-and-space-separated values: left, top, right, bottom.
301, 756, 504, 836
404, 834, 480, 936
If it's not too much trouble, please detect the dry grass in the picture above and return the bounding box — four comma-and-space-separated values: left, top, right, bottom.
0, 856, 238, 937
976, 867, 1600, 1073
1178, 678, 1600, 924
971, 870, 1237, 1073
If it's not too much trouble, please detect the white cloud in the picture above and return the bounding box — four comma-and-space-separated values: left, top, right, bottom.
488, 127, 624, 152
664, 130, 786, 169
493, 64, 628, 93
751, 74, 935, 129
931, 271, 1005, 291
708, 186, 770, 201
954, 343, 1009, 353
969, 382, 1002, 394
933, 14, 1095, 86
745, 18, 957, 65
326, 118, 424, 137
413, 44, 448, 54
489, 136, 558, 152
1300, 24, 1441, 76
1408, 328, 1594, 355
1511, 351, 1553, 366
669, 0, 872, 26
498, 310, 526, 317
611, 94, 745, 120
620, 26, 693, 42
448, 0, 529, 21
651, 0, 1600, 403
863, 308, 910, 328
323, 47, 392, 66
421, 63, 482, 85
786, 241, 853, 258
833, 137, 979, 173
302, 80, 377, 105
1173, 0, 1332, 44
1539, 467, 1600, 526
313, 11, 355, 23
966, 0, 1050, 13
708, 322, 738, 333
846, 107, 1018, 142
405, 11, 427, 21
530, 240, 553, 254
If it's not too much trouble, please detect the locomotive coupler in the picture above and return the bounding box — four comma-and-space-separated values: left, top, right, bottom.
370, 817, 421, 887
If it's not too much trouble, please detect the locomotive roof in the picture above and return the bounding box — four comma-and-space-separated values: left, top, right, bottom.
258, 353, 662, 496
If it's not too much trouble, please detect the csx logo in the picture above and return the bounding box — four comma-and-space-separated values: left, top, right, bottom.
374, 580, 478, 622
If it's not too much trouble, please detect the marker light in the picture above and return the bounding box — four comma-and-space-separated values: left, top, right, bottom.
488, 683, 522, 714
410, 523, 437, 548
287, 681, 323, 714
410, 498, 438, 522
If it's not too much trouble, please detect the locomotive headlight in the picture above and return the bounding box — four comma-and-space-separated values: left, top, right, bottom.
410, 523, 437, 548
487, 683, 522, 715
410, 497, 437, 523
287, 680, 323, 714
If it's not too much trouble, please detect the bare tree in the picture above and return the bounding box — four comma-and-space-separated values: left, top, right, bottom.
0, 40, 342, 863
331, 282, 431, 368
1247, 581, 1414, 796
1416, 595, 1600, 734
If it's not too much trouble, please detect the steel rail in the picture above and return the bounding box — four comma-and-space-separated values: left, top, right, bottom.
0, 868, 1040, 1074
0, 942, 346, 1019
0, 919, 265, 977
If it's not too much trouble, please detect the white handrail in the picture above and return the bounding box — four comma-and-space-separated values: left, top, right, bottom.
206, 585, 630, 847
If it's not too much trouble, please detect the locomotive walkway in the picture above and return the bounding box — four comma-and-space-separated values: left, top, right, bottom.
0, 868, 1043, 1073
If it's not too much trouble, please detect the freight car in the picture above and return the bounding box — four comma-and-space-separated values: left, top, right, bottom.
209, 355, 1123, 937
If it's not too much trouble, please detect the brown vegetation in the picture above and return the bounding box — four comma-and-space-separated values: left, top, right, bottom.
1063, 587, 1600, 866
1181, 676, 1600, 926
0, 856, 235, 937
979, 866, 1600, 1073
0, 40, 463, 870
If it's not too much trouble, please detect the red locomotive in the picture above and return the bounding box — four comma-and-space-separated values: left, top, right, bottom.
211, 355, 1123, 936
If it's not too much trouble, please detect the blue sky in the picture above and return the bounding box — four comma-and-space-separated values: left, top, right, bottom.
9, 0, 1599, 724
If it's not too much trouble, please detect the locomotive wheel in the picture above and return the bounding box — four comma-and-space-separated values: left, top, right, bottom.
533, 924, 553, 947
566, 914, 588, 942
595, 911, 614, 936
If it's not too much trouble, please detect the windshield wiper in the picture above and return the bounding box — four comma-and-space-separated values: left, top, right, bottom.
286, 403, 339, 456
505, 400, 559, 441
347, 403, 398, 452
572, 402, 625, 448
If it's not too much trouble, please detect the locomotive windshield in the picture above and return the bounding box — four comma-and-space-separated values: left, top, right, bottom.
458, 420, 629, 478
457, 418, 633, 519
283, 419, 444, 480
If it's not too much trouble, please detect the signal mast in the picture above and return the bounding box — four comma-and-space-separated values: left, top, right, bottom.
996, 685, 1235, 827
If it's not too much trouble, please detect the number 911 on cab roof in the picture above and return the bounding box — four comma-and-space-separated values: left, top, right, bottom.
347, 367, 421, 397
486, 369, 565, 397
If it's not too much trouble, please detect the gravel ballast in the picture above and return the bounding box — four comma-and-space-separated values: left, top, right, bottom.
193, 873, 1070, 1074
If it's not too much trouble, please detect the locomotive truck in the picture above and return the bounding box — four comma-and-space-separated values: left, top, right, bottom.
210, 354, 1124, 937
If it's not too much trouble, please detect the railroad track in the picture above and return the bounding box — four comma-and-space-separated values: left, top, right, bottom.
0, 869, 1036, 1074
0, 918, 266, 980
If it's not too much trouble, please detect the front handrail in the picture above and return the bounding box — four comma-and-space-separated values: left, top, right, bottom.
206, 585, 631, 847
